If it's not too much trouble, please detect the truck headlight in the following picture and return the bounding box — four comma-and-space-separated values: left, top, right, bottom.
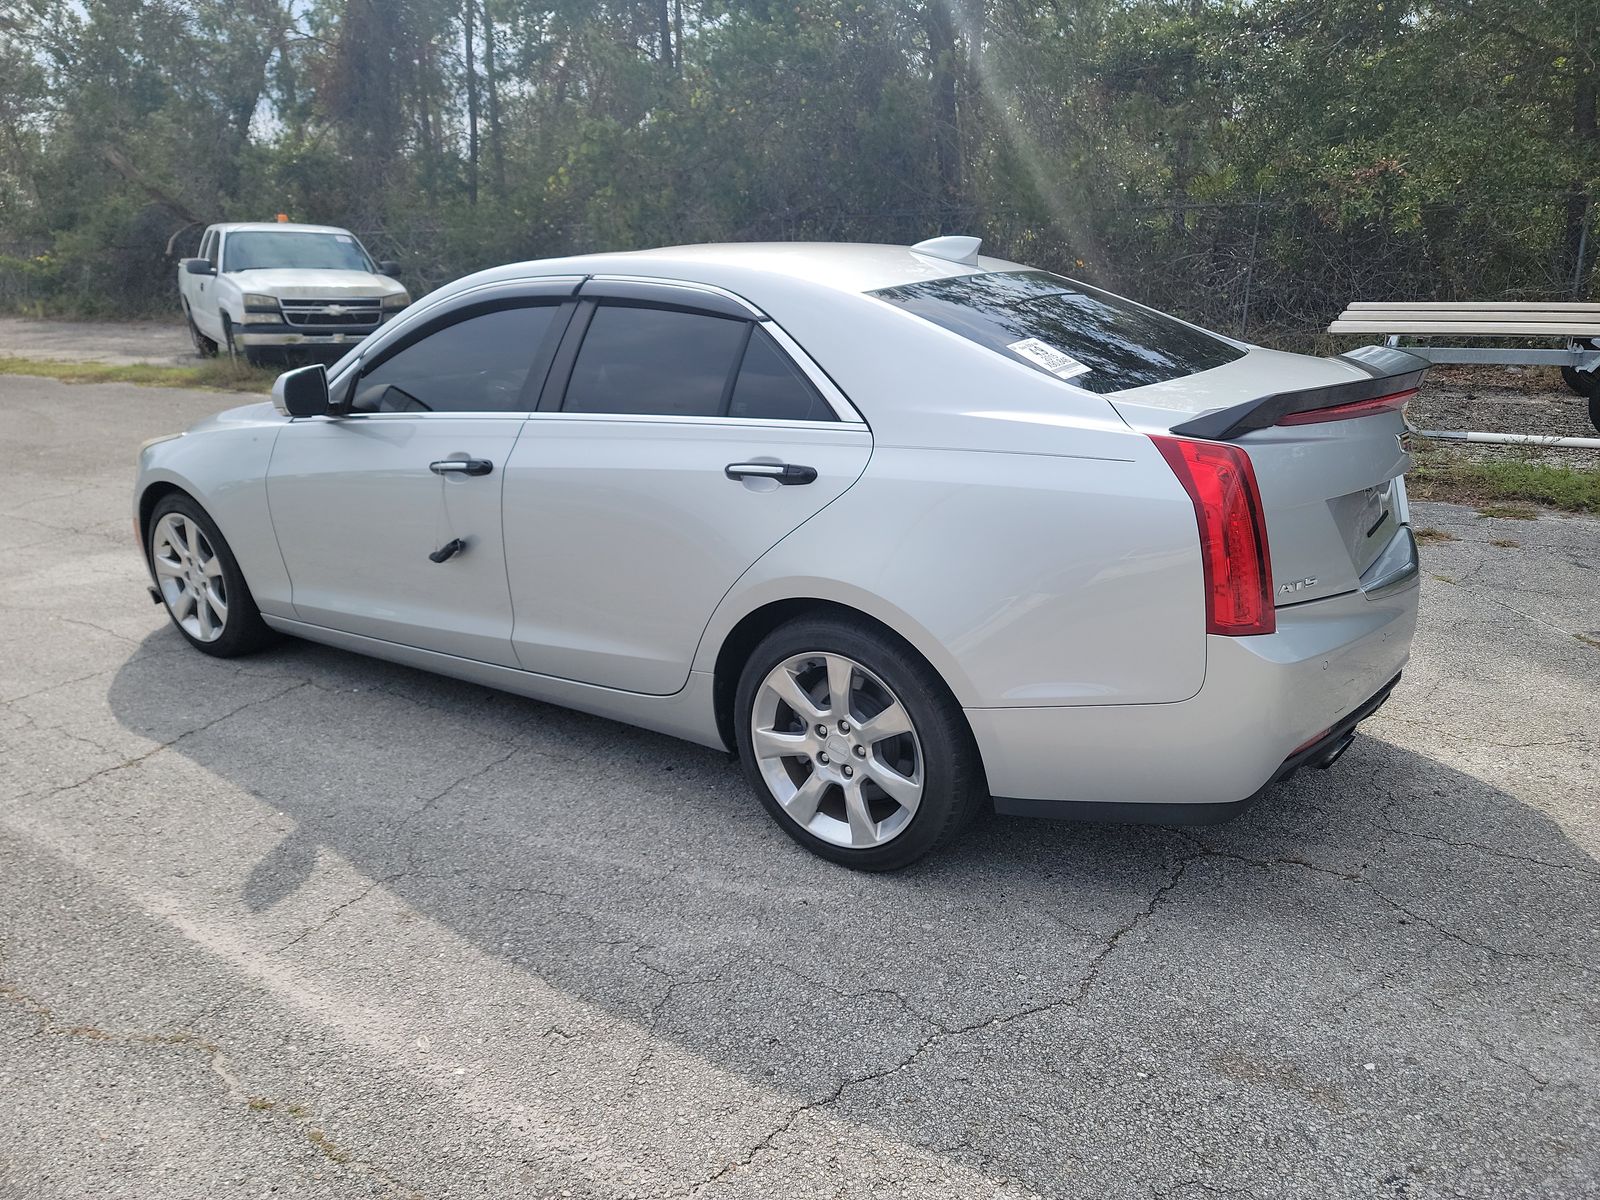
381, 292, 411, 317
241, 293, 279, 323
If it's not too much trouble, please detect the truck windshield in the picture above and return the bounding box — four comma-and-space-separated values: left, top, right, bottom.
223, 232, 373, 274
868, 270, 1245, 393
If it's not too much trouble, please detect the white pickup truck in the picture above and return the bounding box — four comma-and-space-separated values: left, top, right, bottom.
178, 222, 411, 366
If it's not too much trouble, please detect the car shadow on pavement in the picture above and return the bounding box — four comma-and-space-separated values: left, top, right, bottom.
106, 628, 1600, 1195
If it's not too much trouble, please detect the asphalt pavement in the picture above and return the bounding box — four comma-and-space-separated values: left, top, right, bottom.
1, 374, 1597, 1199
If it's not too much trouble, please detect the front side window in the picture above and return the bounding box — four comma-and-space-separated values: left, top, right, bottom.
351, 304, 561, 413
868, 270, 1245, 394
223, 231, 374, 274
201, 230, 218, 266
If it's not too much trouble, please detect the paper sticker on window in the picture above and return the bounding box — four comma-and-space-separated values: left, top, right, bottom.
1007, 337, 1089, 379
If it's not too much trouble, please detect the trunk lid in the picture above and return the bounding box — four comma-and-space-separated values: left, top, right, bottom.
1109, 345, 1424, 607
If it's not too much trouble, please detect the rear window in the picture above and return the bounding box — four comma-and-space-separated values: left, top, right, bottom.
868, 270, 1245, 394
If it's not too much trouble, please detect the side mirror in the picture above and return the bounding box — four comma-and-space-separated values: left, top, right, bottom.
182, 257, 215, 276
377, 259, 400, 277
273, 363, 330, 418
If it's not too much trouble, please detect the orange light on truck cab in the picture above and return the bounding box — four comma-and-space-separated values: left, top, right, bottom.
276, 213, 288, 222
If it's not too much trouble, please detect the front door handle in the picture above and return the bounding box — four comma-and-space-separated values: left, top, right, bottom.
430, 458, 493, 477
725, 462, 817, 485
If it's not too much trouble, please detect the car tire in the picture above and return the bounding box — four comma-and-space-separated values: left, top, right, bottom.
185, 306, 218, 358
146, 493, 276, 658
734, 616, 985, 870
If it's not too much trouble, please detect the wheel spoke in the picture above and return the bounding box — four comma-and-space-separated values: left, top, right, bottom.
843, 780, 877, 846
865, 759, 921, 813
181, 517, 200, 559
768, 667, 825, 724
203, 582, 228, 626
195, 592, 214, 638
783, 771, 828, 825
152, 555, 185, 579
202, 555, 224, 578
174, 585, 197, 621
753, 727, 810, 761
854, 701, 911, 746
825, 655, 854, 722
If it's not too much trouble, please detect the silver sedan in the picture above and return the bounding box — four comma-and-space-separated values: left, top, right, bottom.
134, 238, 1422, 868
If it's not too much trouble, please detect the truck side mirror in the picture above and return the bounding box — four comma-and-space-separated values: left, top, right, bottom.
182, 257, 215, 276
273, 364, 330, 418
377, 259, 401, 277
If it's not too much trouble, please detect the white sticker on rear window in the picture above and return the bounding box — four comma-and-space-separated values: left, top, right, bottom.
1007, 338, 1090, 379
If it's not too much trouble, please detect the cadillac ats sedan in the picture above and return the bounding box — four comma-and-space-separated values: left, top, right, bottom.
134, 237, 1422, 869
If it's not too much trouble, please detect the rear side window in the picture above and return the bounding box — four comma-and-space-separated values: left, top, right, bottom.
562, 305, 835, 421
728, 328, 834, 422
868, 270, 1245, 394
351, 304, 560, 413
564, 305, 746, 417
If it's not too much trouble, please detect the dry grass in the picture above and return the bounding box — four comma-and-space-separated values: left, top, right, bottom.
1408, 441, 1600, 515
0, 355, 275, 392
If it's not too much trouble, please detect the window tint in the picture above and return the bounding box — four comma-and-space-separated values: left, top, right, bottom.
562, 305, 748, 417
869, 270, 1245, 394
351, 305, 560, 413
728, 328, 835, 421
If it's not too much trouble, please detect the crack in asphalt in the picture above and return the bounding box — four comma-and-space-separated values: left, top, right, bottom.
682, 853, 1200, 1197
0, 969, 426, 1198
1376, 795, 1600, 880
13, 678, 316, 808
1375, 713, 1594, 751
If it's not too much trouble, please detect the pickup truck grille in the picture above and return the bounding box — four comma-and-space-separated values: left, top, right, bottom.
279, 298, 383, 329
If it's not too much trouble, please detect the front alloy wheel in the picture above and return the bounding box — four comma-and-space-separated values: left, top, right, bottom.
734, 617, 984, 870
151, 511, 228, 642
145, 493, 274, 657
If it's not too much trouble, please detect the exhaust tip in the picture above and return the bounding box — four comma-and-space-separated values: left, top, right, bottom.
1314, 733, 1357, 770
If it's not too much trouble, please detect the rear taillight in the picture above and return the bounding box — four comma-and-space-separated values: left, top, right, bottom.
1151, 435, 1275, 637
1275, 388, 1417, 426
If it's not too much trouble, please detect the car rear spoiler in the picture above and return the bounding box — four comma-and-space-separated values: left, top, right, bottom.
1169, 345, 1429, 441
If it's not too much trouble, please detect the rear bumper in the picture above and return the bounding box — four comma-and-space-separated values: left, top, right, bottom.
971, 566, 1418, 818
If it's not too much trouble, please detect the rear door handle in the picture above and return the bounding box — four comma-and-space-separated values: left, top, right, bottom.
430, 458, 493, 476
725, 462, 817, 485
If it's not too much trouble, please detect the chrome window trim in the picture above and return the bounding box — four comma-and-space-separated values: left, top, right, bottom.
584, 274, 766, 319
518, 411, 867, 430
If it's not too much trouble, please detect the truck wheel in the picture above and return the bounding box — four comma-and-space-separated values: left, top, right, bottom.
185, 306, 218, 358
1560, 366, 1594, 397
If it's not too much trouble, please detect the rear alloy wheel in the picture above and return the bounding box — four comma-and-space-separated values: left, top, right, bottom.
147, 495, 274, 657
735, 618, 984, 870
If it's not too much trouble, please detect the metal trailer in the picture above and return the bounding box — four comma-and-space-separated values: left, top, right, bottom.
1327, 301, 1600, 441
